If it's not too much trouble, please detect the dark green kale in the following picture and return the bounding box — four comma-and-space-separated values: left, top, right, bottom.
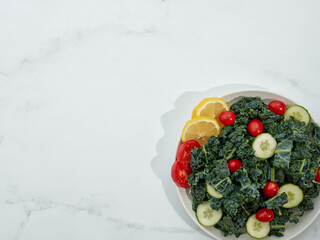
259, 108, 284, 131
278, 117, 309, 143
232, 209, 249, 230
291, 142, 318, 163
230, 97, 267, 127
228, 125, 248, 147
215, 215, 243, 237
269, 117, 309, 143
264, 192, 288, 209
242, 200, 260, 215
269, 222, 286, 237
189, 145, 216, 171
304, 184, 320, 199
219, 141, 236, 160
272, 139, 293, 169
232, 167, 260, 202
206, 176, 235, 197
273, 207, 293, 225
288, 118, 310, 143
207, 194, 223, 211
249, 165, 264, 183
218, 125, 235, 140
248, 160, 271, 186
187, 172, 201, 186
286, 158, 318, 190
236, 139, 255, 161
190, 181, 206, 211
310, 122, 320, 149
298, 198, 314, 213
274, 169, 286, 184
205, 136, 221, 157
285, 141, 318, 190
222, 192, 240, 216
269, 207, 293, 236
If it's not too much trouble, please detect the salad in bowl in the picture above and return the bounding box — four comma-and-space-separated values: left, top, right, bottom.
171, 91, 320, 239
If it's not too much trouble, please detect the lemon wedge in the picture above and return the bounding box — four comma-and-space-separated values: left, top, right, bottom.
181, 116, 221, 146
192, 97, 229, 126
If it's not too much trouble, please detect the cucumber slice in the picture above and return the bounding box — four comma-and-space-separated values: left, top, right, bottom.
246, 214, 270, 239
252, 133, 277, 159
206, 182, 223, 199
278, 183, 304, 208
284, 105, 311, 126
196, 201, 222, 226
206, 178, 232, 199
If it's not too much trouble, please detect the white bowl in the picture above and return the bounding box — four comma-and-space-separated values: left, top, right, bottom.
176, 89, 320, 240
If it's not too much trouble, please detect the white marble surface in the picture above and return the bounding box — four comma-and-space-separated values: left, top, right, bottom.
0, 0, 320, 239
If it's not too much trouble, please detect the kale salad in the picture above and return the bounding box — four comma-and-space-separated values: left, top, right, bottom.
187, 97, 320, 238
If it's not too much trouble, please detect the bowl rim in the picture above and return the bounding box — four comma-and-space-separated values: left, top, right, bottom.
176, 88, 320, 240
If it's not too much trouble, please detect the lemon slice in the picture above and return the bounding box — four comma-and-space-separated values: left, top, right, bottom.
192, 97, 229, 126
181, 116, 221, 146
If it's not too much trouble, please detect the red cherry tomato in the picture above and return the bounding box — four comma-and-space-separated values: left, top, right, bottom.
315, 166, 320, 182
176, 140, 201, 172
263, 181, 279, 198
171, 161, 192, 188
256, 208, 274, 222
228, 159, 243, 173
268, 101, 286, 115
219, 111, 236, 125
248, 120, 264, 137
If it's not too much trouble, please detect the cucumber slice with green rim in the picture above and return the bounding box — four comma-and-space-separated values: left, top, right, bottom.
278, 183, 304, 208
252, 133, 277, 159
196, 201, 222, 226
246, 214, 270, 239
284, 105, 311, 126
206, 178, 232, 199
206, 182, 223, 199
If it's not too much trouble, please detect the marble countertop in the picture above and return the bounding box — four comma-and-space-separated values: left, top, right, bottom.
1, 0, 320, 239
